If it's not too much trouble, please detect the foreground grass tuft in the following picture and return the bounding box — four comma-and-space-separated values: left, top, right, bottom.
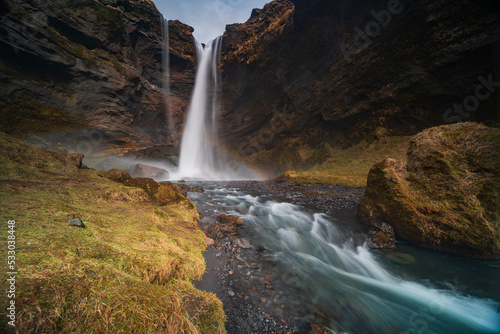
0, 133, 225, 333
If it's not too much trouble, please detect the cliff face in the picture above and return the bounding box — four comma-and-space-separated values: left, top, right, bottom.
0, 0, 195, 160
220, 0, 500, 176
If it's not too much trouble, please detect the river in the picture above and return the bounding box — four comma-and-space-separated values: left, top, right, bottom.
186, 181, 500, 334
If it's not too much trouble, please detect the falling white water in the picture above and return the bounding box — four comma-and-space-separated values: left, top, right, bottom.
173, 38, 255, 180
161, 17, 172, 132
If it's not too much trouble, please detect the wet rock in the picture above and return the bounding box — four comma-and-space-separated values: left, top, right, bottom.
310, 323, 327, 334
217, 214, 243, 225
132, 164, 169, 180
69, 219, 85, 228
174, 183, 191, 195
367, 222, 396, 249
207, 222, 238, 240
234, 238, 252, 249
191, 185, 205, 192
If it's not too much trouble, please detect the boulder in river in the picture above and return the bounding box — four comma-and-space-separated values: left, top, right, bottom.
233, 238, 252, 249
367, 223, 396, 249
217, 214, 243, 226
357, 122, 500, 259
191, 185, 205, 193
206, 214, 244, 240
132, 164, 169, 180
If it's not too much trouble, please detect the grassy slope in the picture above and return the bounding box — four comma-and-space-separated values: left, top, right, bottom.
291, 136, 412, 187
0, 133, 225, 333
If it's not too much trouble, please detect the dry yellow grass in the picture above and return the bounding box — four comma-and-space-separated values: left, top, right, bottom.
0, 133, 225, 333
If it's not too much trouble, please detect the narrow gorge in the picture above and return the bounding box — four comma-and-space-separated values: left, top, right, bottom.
0, 0, 499, 333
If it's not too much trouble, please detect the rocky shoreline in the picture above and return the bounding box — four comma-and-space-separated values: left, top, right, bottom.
186, 180, 365, 334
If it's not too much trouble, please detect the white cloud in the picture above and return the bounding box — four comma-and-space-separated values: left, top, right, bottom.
153, 0, 270, 42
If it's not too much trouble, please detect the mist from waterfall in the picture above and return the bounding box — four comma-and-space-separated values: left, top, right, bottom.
173, 37, 255, 180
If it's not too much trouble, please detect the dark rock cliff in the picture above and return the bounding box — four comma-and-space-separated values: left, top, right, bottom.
0, 0, 195, 160
219, 0, 500, 176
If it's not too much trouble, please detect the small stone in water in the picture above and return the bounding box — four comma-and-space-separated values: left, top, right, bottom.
228, 291, 235, 296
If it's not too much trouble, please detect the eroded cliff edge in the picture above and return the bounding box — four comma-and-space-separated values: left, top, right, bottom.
219, 0, 500, 177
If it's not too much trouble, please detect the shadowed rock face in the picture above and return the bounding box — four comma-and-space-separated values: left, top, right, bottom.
0, 0, 195, 158
219, 0, 500, 176
357, 122, 500, 259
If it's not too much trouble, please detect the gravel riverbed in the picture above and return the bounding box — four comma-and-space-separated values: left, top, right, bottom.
186, 181, 365, 334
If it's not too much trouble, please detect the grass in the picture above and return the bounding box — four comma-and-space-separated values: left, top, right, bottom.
290, 136, 412, 187
0, 133, 225, 333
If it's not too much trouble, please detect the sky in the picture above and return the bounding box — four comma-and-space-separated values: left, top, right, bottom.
153, 0, 271, 43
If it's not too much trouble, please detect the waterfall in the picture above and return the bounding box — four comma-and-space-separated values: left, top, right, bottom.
176, 37, 224, 179
172, 38, 256, 180
161, 17, 172, 132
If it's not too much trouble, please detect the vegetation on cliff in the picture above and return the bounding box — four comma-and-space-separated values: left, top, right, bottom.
0, 132, 225, 333
357, 122, 500, 258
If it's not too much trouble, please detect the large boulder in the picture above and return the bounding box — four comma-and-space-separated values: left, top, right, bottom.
357, 122, 500, 259
132, 163, 169, 180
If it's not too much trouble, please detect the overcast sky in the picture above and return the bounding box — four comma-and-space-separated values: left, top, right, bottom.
153, 0, 271, 43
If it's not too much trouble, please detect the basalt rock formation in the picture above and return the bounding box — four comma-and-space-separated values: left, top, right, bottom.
357, 122, 500, 259
0, 0, 195, 162
219, 0, 500, 176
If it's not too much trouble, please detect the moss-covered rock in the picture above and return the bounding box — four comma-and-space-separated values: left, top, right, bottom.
357, 122, 500, 258
156, 184, 184, 206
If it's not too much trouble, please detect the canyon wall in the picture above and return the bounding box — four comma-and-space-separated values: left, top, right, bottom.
0, 0, 195, 160
219, 0, 500, 176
